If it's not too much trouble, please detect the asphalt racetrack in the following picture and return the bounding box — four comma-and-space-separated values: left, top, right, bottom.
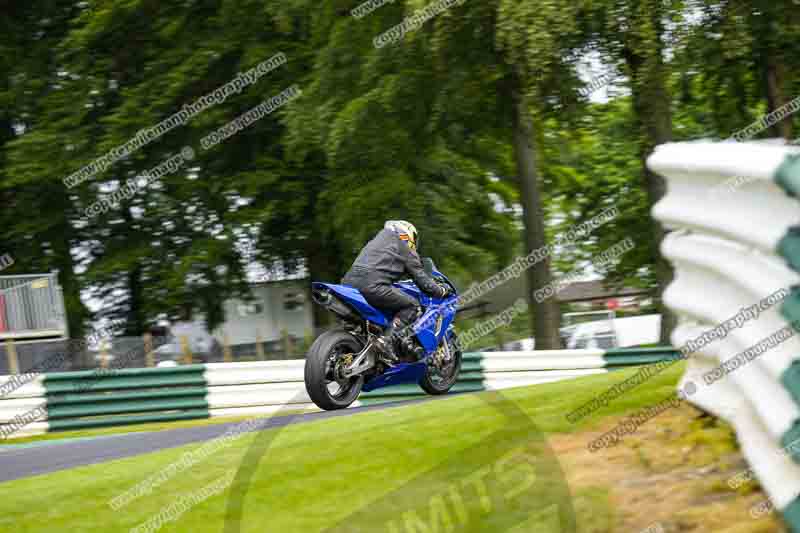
0, 398, 431, 483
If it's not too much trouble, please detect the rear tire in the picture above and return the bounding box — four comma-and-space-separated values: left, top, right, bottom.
419, 334, 462, 395
305, 329, 364, 410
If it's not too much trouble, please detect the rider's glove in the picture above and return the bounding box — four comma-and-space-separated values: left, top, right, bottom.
437, 283, 451, 299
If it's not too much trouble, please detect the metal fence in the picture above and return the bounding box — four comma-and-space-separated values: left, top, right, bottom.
0, 336, 166, 373
0, 338, 73, 375
0, 334, 308, 375
0, 273, 67, 339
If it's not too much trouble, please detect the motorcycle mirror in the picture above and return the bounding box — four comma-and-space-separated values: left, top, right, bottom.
422, 257, 436, 275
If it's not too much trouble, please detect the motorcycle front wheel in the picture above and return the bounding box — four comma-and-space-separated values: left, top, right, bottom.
304, 329, 364, 410
419, 334, 462, 395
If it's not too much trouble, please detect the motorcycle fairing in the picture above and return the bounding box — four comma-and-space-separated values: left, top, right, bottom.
412, 300, 457, 353
312, 282, 391, 326
360, 361, 427, 392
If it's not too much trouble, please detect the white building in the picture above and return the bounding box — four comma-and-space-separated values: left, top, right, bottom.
214, 279, 313, 347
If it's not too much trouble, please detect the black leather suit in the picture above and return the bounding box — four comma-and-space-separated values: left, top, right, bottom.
342, 228, 445, 332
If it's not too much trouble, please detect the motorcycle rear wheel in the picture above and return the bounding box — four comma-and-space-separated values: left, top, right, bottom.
305, 329, 364, 410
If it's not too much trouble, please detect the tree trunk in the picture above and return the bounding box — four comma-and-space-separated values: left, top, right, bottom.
121, 204, 146, 336
306, 236, 339, 332
127, 265, 145, 336
52, 233, 90, 368
509, 78, 561, 350
52, 237, 86, 339
765, 54, 793, 140
625, 47, 676, 345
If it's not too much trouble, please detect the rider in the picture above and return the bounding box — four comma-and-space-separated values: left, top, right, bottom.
342, 220, 451, 360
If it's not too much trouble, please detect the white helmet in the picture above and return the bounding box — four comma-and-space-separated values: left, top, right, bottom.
385, 220, 418, 250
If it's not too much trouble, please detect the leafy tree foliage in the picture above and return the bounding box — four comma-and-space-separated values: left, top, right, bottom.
2, 0, 798, 346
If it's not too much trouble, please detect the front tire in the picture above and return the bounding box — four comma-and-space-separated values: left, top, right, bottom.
305, 329, 364, 410
419, 334, 462, 395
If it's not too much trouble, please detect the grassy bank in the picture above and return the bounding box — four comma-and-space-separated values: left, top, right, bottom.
0, 362, 778, 532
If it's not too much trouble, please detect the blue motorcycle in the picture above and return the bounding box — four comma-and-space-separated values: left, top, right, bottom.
305, 258, 462, 410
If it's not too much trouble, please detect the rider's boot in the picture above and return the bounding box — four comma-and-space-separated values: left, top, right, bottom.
373, 320, 402, 363
373, 307, 421, 363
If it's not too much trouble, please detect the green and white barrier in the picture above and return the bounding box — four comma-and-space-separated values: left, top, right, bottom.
0, 347, 678, 438
358, 347, 680, 404
649, 141, 800, 531
0, 375, 48, 438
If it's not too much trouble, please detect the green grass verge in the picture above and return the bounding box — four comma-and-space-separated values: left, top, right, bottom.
0, 363, 684, 532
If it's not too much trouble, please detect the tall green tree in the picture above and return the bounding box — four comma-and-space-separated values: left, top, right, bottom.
5, 1, 318, 334
691, 0, 800, 140
283, 2, 519, 293
0, 0, 90, 338
286, 0, 588, 348
582, 0, 685, 343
